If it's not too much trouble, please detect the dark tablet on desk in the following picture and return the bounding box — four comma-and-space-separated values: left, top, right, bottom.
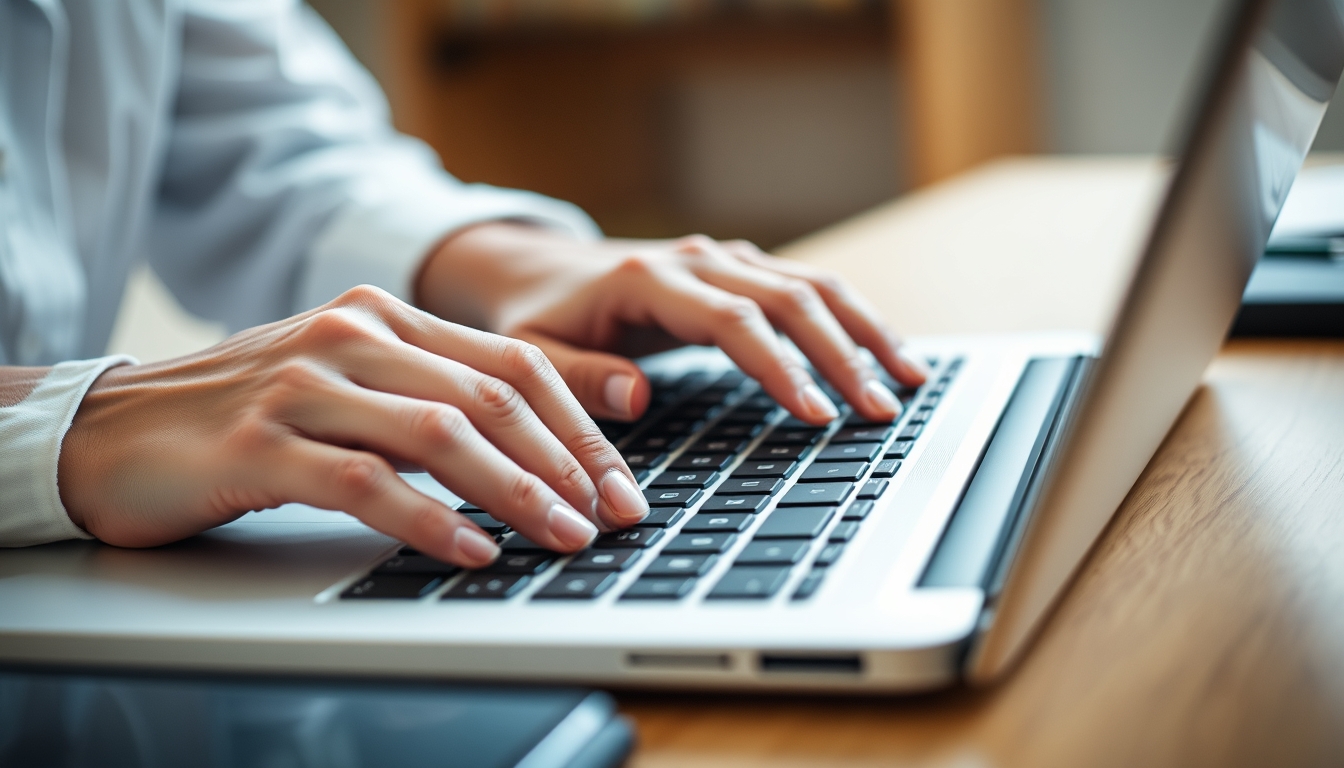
0, 666, 633, 768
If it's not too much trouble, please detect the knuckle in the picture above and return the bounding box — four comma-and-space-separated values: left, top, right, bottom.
613, 251, 661, 278
567, 424, 618, 464
471, 375, 526, 424
333, 454, 389, 498
300, 308, 376, 347
674, 234, 717, 254
552, 459, 592, 500
405, 504, 450, 543
504, 472, 546, 513
498, 340, 553, 384
410, 404, 470, 449
776, 278, 820, 312
332, 284, 395, 310
713, 296, 763, 327
811, 270, 847, 297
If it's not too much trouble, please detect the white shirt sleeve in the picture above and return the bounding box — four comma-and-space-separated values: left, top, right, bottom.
0, 356, 137, 547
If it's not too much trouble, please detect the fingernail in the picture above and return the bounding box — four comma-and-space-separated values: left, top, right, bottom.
454, 526, 500, 566
603, 373, 638, 419
863, 379, 902, 418
548, 502, 599, 549
800, 384, 839, 423
899, 350, 933, 381
600, 469, 648, 525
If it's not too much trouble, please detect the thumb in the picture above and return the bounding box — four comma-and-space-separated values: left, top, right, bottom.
520, 333, 650, 422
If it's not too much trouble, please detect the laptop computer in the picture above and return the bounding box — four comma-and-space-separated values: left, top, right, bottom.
2, 0, 1340, 692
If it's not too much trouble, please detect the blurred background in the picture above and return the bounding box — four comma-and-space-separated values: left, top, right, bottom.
109, 0, 1344, 361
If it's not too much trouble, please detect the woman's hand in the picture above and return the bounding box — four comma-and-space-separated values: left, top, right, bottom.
416, 223, 928, 424
58, 286, 650, 567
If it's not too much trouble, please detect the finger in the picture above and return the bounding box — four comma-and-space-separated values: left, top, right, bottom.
726, 242, 930, 387
280, 372, 600, 553
682, 243, 902, 422
604, 252, 839, 425
265, 437, 502, 568
516, 332, 651, 422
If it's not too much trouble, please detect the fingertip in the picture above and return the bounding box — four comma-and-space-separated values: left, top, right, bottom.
453, 525, 500, 567
602, 369, 650, 421
895, 349, 932, 385
797, 383, 840, 425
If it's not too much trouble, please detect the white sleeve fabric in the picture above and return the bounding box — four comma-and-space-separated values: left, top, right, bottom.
148, 0, 598, 331
0, 356, 137, 547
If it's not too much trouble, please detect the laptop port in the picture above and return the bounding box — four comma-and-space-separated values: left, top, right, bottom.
758, 654, 863, 674
626, 653, 733, 671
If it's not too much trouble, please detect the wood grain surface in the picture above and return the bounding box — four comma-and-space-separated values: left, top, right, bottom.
618, 158, 1344, 767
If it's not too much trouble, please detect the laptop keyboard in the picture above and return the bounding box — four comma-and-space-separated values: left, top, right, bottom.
340, 357, 961, 604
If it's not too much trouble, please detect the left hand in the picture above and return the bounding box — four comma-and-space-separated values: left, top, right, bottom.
415, 223, 928, 425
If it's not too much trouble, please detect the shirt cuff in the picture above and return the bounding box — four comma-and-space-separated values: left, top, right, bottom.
296, 177, 601, 313
0, 355, 138, 547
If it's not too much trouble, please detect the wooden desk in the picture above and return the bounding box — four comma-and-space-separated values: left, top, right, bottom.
618, 158, 1344, 767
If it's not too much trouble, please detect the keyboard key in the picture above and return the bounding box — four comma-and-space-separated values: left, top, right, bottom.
828, 521, 860, 542
857, 479, 889, 499
649, 470, 719, 489
708, 370, 747, 390
813, 542, 846, 567
460, 512, 509, 536
748, 445, 808, 461
644, 488, 703, 507
792, 570, 826, 600
643, 553, 717, 577
681, 512, 753, 532
663, 532, 738, 554
732, 460, 798, 478
533, 572, 618, 600
753, 507, 834, 539
635, 508, 685, 528
630, 434, 686, 453
762, 427, 824, 446
719, 409, 773, 425
843, 412, 895, 427
595, 528, 665, 549
342, 574, 445, 599
621, 577, 697, 600
738, 393, 777, 410
909, 407, 935, 425
699, 495, 769, 513
688, 437, 749, 454
779, 482, 854, 506
801, 461, 868, 482
655, 418, 703, 435
566, 548, 642, 571
707, 566, 790, 599
884, 441, 914, 459
670, 453, 733, 471
898, 423, 924, 440
374, 555, 460, 576
815, 442, 882, 462
484, 553, 555, 575
922, 393, 942, 408
736, 539, 809, 565
830, 425, 895, 443
705, 423, 763, 440
622, 451, 667, 469
501, 535, 551, 552
842, 500, 874, 521
715, 477, 784, 496
441, 573, 531, 600
871, 459, 901, 478
670, 403, 719, 421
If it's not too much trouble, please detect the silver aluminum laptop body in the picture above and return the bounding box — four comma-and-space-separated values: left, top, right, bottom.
1, 0, 1340, 692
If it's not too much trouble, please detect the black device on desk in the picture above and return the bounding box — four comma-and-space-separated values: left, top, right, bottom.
0, 667, 633, 768
1231, 242, 1344, 337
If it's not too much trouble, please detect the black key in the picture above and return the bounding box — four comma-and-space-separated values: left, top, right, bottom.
687, 437, 749, 455
738, 393, 777, 410
670, 453, 733, 471
779, 482, 854, 506
644, 488, 703, 507
687, 390, 729, 405
699, 495, 769, 513
898, 423, 924, 440
654, 418, 703, 435
843, 411, 894, 427
908, 407, 935, 425
460, 512, 509, 535
801, 461, 867, 483
643, 553, 717, 577
922, 393, 942, 408
842, 500, 874, 521
633, 469, 651, 484
441, 573, 531, 600
501, 535, 551, 552
566, 548, 642, 571
705, 423, 763, 440
631, 434, 685, 453
815, 442, 882, 462
829, 521, 860, 542
857, 479, 889, 499
635, 508, 685, 528
485, 553, 555, 575
681, 512, 753, 532
669, 403, 720, 421
595, 528, 665, 549
621, 577, 697, 600
662, 532, 737, 554
533, 572, 618, 600
762, 427, 824, 446
718, 409, 773, 425
650, 470, 719, 488
813, 542, 846, 567
748, 445, 807, 462
871, 459, 901, 479
715, 477, 784, 496
732, 460, 798, 479
596, 420, 633, 441
374, 555, 460, 576
342, 574, 445, 599
792, 570, 826, 600
707, 566, 790, 599
753, 507, 834, 539
884, 441, 914, 459
622, 451, 668, 469
708, 370, 747, 390
736, 539, 809, 565
830, 425, 895, 443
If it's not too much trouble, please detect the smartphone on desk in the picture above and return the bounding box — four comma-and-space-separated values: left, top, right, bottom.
0, 666, 632, 768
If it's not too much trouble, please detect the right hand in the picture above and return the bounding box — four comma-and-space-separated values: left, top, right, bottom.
57, 286, 649, 568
